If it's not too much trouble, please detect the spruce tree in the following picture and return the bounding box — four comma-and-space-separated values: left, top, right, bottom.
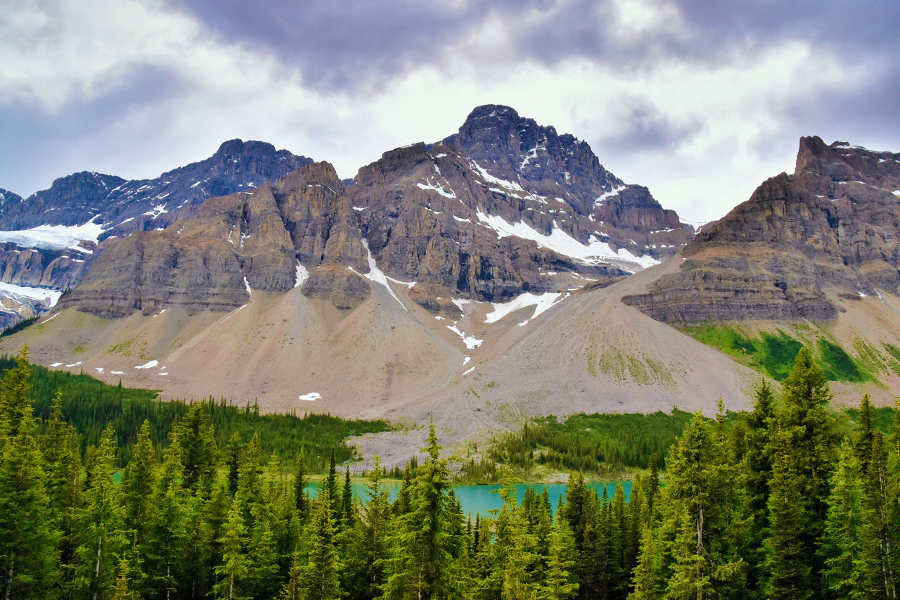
820, 441, 864, 598
144, 442, 187, 598
543, 518, 579, 599
178, 403, 218, 490
215, 504, 250, 600
73, 424, 128, 600
742, 379, 776, 595
121, 420, 156, 547
765, 434, 813, 600
302, 498, 340, 600
383, 419, 459, 599
342, 457, 392, 599
771, 347, 838, 593
294, 450, 309, 522
0, 350, 59, 598
857, 432, 898, 599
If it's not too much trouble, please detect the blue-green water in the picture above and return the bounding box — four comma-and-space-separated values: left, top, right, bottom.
307, 481, 632, 517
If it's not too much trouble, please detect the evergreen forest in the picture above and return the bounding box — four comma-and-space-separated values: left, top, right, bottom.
1, 345, 900, 599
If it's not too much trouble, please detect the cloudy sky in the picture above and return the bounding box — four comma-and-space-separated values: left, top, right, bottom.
2, 0, 898, 223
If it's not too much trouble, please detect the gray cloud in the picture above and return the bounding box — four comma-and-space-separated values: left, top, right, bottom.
171, 0, 553, 91
0, 65, 189, 195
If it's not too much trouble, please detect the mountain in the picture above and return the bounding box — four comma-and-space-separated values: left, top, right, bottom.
0, 140, 313, 233
623, 137, 900, 322
0, 104, 716, 459
54, 105, 694, 318
0, 140, 312, 327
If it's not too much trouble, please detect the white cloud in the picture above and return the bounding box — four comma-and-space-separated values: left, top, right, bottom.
0, 0, 880, 225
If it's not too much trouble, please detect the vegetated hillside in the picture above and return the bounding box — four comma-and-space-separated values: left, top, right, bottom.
2, 338, 899, 599
0, 353, 389, 470
619, 137, 900, 404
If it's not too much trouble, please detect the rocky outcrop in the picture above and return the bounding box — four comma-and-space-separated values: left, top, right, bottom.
59, 162, 371, 316
0, 140, 312, 328
0, 139, 312, 234
349, 106, 692, 304
0, 245, 90, 289
624, 137, 900, 323
38, 106, 696, 319
445, 105, 694, 259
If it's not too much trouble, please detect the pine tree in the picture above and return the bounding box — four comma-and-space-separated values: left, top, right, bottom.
543, 518, 578, 599
325, 448, 339, 520
41, 388, 83, 590
224, 433, 243, 496
144, 441, 187, 598
742, 380, 776, 595
341, 467, 354, 531
280, 559, 302, 600
820, 441, 864, 598
856, 432, 898, 599
765, 434, 813, 600
630, 527, 663, 600
121, 420, 156, 547
662, 411, 745, 598
214, 504, 250, 600
0, 349, 59, 598
854, 394, 875, 474
771, 347, 838, 593
302, 498, 340, 600
383, 419, 459, 599
73, 424, 128, 600
178, 403, 218, 490
342, 457, 392, 599
294, 450, 309, 522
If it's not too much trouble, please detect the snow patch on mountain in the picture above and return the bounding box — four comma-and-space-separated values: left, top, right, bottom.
0, 217, 104, 253
0, 282, 63, 308
475, 210, 659, 270
485, 292, 565, 326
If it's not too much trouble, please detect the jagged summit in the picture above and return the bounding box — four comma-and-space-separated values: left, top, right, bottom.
0, 139, 313, 234
624, 136, 900, 323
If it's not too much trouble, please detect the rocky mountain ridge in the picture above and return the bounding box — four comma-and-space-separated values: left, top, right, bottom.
623, 136, 900, 322
46, 105, 695, 319
0, 140, 312, 327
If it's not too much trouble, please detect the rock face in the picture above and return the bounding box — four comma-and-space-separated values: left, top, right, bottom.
351, 105, 692, 305
623, 137, 900, 323
0, 140, 312, 234
59, 162, 372, 316
38, 105, 696, 319
0, 140, 312, 328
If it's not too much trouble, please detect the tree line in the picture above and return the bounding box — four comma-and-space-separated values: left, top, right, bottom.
1, 346, 899, 598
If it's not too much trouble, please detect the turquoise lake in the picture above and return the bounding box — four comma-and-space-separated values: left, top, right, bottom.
307, 481, 633, 517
